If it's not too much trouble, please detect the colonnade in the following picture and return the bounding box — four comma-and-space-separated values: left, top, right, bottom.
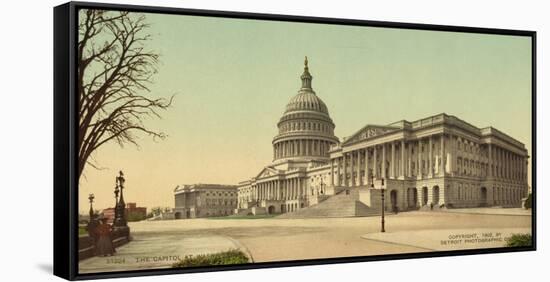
487, 144, 528, 182
329, 134, 529, 188
252, 178, 305, 201
274, 139, 333, 159
330, 135, 448, 187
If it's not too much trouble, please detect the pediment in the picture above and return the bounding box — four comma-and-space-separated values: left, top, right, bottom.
255, 166, 279, 179
342, 124, 400, 145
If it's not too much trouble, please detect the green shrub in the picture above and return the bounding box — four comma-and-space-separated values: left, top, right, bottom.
127, 211, 146, 222
524, 193, 532, 209
79, 226, 88, 235
172, 249, 249, 268
505, 233, 532, 247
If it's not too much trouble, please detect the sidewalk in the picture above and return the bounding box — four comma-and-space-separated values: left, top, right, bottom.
442, 208, 532, 216
79, 233, 247, 273
361, 227, 531, 251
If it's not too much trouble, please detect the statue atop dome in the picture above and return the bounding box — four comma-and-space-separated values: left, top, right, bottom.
301, 56, 313, 90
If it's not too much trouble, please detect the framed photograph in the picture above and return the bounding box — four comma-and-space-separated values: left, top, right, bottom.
54, 1, 536, 280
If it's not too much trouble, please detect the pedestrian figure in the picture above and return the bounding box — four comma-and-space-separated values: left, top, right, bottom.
430, 202, 434, 210
87, 214, 100, 243
95, 217, 115, 256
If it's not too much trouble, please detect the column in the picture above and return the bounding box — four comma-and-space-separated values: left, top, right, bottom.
285, 141, 290, 157
503, 150, 507, 179
287, 141, 290, 157
349, 151, 355, 187
509, 152, 516, 181
417, 139, 422, 177
288, 179, 292, 200
330, 159, 335, 186
365, 148, 370, 185
523, 157, 529, 183
373, 146, 378, 178
408, 141, 412, 177
500, 148, 504, 179
343, 153, 347, 186
451, 135, 459, 174
487, 144, 493, 177
390, 142, 395, 179
401, 140, 405, 178
507, 151, 511, 180
356, 151, 361, 186
294, 178, 297, 199
514, 154, 519, 181
495, 147, 499, 178
336, 157, 341, 186
298, 178, 305, 198
428, 136, 433, 177
382, 143, 387, 179
286, 180, 289, 200
497, 147, 502, 178
440, 134, 445, 176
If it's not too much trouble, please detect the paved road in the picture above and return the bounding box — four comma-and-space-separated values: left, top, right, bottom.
78, 211, 531, 273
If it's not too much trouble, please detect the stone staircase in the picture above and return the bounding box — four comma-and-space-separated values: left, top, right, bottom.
278, 189, 379, 218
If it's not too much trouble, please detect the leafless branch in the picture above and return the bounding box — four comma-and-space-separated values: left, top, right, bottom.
77, 10, 172, 181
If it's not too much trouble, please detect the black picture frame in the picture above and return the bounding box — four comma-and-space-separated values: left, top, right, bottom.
54, 1, 537, 280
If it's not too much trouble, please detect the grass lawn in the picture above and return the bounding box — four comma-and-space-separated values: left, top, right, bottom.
172, 249, 249, 267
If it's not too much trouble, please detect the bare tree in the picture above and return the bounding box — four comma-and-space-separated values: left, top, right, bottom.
77, 10, 172, 181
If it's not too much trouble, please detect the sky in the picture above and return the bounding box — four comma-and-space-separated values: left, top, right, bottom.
78, 11, 532, 213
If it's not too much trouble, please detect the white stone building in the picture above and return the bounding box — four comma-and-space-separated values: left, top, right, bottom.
174, 184, 238, 218
236, 58, 529, 216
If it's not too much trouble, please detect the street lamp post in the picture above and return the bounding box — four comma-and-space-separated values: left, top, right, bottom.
114, 179, 120, 220
114, 170, 127, 227
381, 178, 386, 233
88, 193, 95, 219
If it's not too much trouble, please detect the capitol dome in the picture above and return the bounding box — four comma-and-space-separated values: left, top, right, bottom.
272, 57, 339, 163
284, 89, 329, 115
